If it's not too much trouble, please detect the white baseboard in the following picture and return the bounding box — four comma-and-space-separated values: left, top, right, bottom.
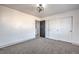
0, 37, 35, 48
46, 37, 79, 46
70, 42, 79, 46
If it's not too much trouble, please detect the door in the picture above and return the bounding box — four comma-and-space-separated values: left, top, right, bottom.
47, 16, 72, 41
40, 20, 45, 37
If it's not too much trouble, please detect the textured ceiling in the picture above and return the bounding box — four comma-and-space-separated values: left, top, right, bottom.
1, 4, 79, 18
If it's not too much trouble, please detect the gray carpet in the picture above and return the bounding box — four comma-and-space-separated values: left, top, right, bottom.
0, 37, 79, 54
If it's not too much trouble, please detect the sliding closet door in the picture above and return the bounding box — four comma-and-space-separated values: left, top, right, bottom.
46, 16, 73, 42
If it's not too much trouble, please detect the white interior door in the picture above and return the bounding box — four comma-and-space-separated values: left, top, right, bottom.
46, 16, 73, 42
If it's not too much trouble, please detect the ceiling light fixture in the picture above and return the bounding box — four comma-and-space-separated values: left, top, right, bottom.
36, 4, 44, 13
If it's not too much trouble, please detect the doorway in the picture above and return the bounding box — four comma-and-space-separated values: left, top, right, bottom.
40, 20, 45, 37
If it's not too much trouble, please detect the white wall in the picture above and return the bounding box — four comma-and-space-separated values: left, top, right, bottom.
0, 6, 39, 48
35, 20, 40, 37
42, 9, 79, 45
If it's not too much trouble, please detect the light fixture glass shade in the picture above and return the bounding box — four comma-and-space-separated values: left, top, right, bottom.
36, 4, 44, 13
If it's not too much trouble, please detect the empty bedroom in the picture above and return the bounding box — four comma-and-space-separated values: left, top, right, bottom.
0, 4, 79, 54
